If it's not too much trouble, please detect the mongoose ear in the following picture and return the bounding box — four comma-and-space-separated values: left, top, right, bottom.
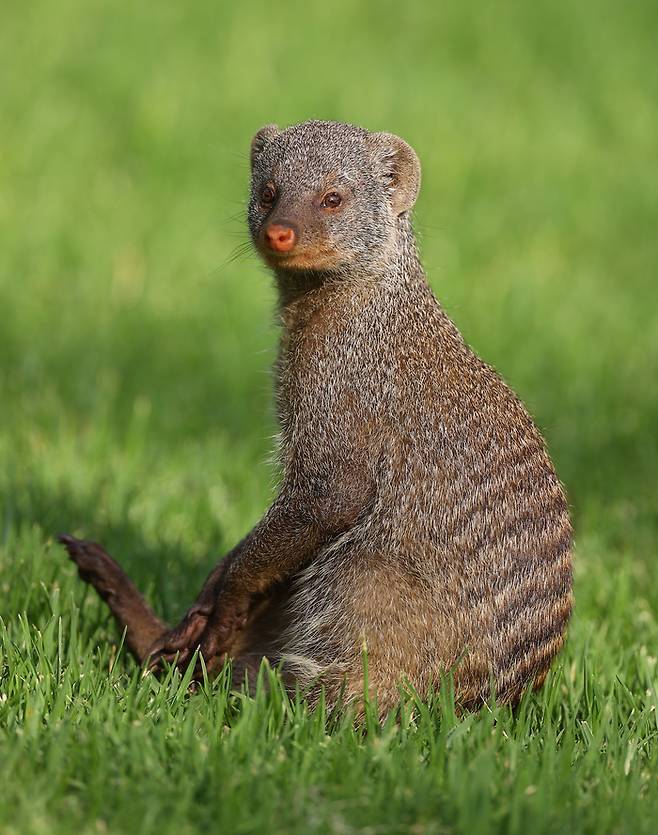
250, 124, 280, 169
367, 132, 421, 214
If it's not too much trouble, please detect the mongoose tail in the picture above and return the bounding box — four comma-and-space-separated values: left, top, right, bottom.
58, 534, 167, 664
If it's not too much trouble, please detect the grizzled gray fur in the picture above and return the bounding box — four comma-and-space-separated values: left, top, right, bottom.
60, 120, 573, 713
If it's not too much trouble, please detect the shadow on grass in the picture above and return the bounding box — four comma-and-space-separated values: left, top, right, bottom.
0, 294, 277, 448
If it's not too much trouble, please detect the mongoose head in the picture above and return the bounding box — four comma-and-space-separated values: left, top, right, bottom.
248, 121, 421, 275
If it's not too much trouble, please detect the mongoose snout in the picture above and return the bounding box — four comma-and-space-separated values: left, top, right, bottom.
264, 222, 297, 253
60, 119, 572, 714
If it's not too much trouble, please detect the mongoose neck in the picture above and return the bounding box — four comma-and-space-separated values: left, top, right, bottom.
390, 213, 425, 287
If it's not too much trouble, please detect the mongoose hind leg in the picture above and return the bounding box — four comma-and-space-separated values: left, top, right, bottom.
58, 534, 167, 664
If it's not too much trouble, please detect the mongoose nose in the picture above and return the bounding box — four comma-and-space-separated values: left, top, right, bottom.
265, 223, 297, 253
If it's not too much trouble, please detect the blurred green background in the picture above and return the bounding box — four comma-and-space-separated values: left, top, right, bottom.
1, 1, 657, 833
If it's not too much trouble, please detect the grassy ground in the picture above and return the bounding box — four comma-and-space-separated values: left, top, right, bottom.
1, 1, 657, 832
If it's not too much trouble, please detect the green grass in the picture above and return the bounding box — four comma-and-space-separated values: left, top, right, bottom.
1, 0, 657, 832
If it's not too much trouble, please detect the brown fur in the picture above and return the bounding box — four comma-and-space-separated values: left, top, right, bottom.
60, 120, 572, 713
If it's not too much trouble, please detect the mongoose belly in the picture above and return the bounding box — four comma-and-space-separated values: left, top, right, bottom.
275, 482, 571, 711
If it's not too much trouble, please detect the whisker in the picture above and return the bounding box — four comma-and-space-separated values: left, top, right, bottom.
227, 241, 255, 262
218, 210, 247, 226
205, 243, 257, 279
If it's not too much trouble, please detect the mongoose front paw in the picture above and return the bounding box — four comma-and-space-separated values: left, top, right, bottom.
146, 607, 210, 670
192, 605, 249, 670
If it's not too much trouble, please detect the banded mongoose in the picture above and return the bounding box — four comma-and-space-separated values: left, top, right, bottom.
60, 119, 573, 712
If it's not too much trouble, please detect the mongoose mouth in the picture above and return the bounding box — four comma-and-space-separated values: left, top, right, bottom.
258, 247, 343, 272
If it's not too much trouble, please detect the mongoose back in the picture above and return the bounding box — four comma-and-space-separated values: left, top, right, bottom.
60, 120, 573, 713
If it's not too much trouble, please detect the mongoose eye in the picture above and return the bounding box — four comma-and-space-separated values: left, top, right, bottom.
322, 192, 343, 209
260, 185, 276, 207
